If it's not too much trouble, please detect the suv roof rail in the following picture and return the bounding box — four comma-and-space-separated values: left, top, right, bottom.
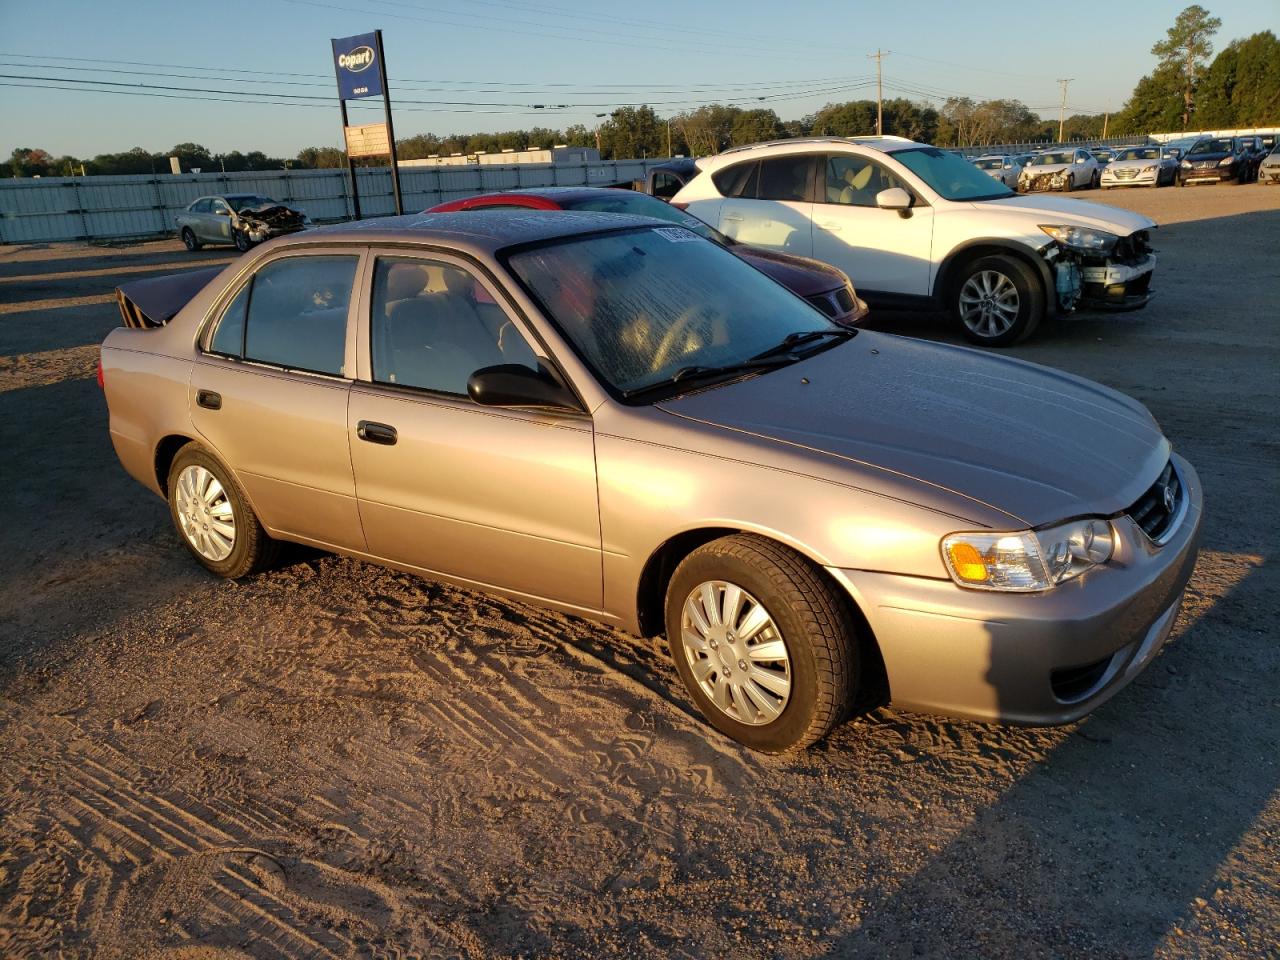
716, 135, 919, 157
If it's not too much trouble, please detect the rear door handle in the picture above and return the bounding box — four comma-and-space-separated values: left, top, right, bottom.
196, 389, 222, 410
356, 420, 398, 446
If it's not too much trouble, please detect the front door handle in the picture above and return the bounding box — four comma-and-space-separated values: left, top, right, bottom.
722, 214, 744, 222
356, 420, 398, 446
817, 221, 841, 231
196, 389, 222, 410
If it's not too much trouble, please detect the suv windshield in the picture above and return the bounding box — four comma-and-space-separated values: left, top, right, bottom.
1032, 152, 1074, 165
556, 192, 725, 243
891, 147, 1014, 201
506, 226, 837, 399
1189, 139, 1233, 155
226, 195, 275, 212
1117, 148, 1161, 161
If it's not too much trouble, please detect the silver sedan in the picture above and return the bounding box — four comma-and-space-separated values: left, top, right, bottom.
175, 194, 309, 253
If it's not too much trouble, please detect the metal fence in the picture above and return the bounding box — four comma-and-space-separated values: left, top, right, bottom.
0, 159, 669, 245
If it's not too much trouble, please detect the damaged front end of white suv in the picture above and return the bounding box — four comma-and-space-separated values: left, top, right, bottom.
1038, 224, 1156, 311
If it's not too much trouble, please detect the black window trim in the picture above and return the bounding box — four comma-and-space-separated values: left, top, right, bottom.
197, 250, 362, 382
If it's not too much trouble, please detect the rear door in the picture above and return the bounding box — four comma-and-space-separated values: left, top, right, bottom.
190, 248, 367, 550
810, 153, 934, 296
716, 154, 816, 258
346, 251, 602, 611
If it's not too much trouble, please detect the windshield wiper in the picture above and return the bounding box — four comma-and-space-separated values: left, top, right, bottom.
749, 327, 855, 361
622, 355, 794, 399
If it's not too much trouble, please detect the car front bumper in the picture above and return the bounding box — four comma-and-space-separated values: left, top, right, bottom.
1260, 165, 1280, 184
1019, 171, 1072, 192
828, 453, 1202, 725
1079, 253, 1155, 310
1180, 165, 1237, 184
1101, 170, 1159, 187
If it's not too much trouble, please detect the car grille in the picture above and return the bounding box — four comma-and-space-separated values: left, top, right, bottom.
1126, 460, 1183, 543
1115, 168, 1138, 179
807, 286, 856, 319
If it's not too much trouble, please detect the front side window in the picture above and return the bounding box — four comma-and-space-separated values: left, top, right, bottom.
371, 257, 538, 396
824, 155, 909, 205
891, 147, 1013, 201
206, 256, 356, 375
211, 200, 230, 215
506, 226, 835, 399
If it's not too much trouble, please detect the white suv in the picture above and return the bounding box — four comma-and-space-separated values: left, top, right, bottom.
672, 137, 1157, 346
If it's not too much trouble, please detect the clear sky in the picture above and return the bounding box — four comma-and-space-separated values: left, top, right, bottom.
2, 0, 1275, 159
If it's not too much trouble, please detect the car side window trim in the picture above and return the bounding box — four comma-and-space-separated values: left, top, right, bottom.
353, 246, 588, 415
197, 249, 366, 381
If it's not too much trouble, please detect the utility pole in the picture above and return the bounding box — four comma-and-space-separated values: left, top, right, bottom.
1102, 100, 1110, 139
1056, 78, 1073, 143
868, 50, 888, 135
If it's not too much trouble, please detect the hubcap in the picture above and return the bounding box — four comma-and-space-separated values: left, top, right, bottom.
958, 270, 1021, 339
175, 464, 236, 561
680, 581, 791, 726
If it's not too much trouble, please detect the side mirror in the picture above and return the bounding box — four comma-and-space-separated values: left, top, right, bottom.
468, 363, 580, 412
215, 208, 230, 216
875, 187, 912, 210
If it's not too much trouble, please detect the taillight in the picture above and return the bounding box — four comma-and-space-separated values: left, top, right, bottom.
96, 358, 105, 389
670, 201, 690, 211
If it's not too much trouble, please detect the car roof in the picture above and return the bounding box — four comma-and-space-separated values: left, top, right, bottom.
699, 135, 926, 170
294, 209, 662, 255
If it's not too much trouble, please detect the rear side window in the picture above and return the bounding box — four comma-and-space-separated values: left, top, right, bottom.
757, 155, 813, 202
206, 256, 357, 376
712, 160, 759, 198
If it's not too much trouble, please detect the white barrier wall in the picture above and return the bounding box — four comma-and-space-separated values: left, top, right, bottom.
0, 159, 668, 244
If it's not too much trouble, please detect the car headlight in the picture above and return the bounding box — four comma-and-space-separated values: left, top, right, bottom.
1181, 160, 1192, 169
941, 519, 1115, 592
1141, 165, 1156, 173
1218, 157, 1234, 167
1039, 224, 1119, 254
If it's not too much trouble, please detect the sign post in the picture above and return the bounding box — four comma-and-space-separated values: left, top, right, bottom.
331, 30, 403, 219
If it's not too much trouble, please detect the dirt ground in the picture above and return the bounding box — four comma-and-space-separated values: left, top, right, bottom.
1, 184, 1277, 959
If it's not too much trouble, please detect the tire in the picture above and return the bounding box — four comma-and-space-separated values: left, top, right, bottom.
1091, 170, 1100, 189
951, 254, 1044, 347
1062, 174, 1074, 192
167, 443, 277, 578
181, 228, 201, 251
233, 230, 252, 252
665, 534, 856, 753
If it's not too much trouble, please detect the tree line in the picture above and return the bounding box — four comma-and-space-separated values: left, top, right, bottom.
7, 9, 1277, 178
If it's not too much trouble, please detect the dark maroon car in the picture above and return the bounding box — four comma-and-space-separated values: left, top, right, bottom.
427, 188, 868, 326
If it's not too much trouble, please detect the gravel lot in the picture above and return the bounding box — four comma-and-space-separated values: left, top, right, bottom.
1, 184, 1277, 959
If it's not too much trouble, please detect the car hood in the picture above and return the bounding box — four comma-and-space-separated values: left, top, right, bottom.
656, 332, 1168, 527
1022, 163, 1072, 176
732, 245, 847, 296
1105, 158, 1162, 171
975, 194, 1155, 234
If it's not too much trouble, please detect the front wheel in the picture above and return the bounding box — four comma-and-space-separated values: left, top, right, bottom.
181, 227, 201, 251
665, 534, 857, 753
168, 443, 277, 578
952, 254, 1043, 347
233, 230, 253, 252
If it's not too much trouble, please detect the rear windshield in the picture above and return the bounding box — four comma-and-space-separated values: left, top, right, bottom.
558, 191, 723, 242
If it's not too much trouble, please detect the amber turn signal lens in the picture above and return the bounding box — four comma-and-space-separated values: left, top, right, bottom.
946, 542, 989, 582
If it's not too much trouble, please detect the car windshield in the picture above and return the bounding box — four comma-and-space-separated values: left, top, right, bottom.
1032, 152, 1074, 165
226, 195, 276, 211
974, 158, 1005, 170
1118, 148, 1161, 161
556, 192, 724, 243
1189, 139, 1233, 155
890, 147, 1014, 200
505, 226, 838, 399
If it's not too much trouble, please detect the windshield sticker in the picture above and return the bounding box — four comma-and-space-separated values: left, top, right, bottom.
655, 226, 698, 243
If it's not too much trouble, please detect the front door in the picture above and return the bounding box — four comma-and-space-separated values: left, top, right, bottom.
347, 253, 602, 611
810, 154, 935, 296
190, 250, 366, 550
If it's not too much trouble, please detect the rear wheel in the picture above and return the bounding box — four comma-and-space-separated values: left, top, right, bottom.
167, 443, 277, 578
181, 228, 201, 251
952, 254, 1043, 347
665, 534, 857, 753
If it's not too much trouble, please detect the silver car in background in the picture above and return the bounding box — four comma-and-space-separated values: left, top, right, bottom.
973, 154, 1026, 187
1100, 145, 1180, 188
1019, 148, 1101, 192
175, 194, 310, 253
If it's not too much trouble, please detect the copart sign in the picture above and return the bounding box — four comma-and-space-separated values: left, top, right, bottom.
332, 32, 383, 100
